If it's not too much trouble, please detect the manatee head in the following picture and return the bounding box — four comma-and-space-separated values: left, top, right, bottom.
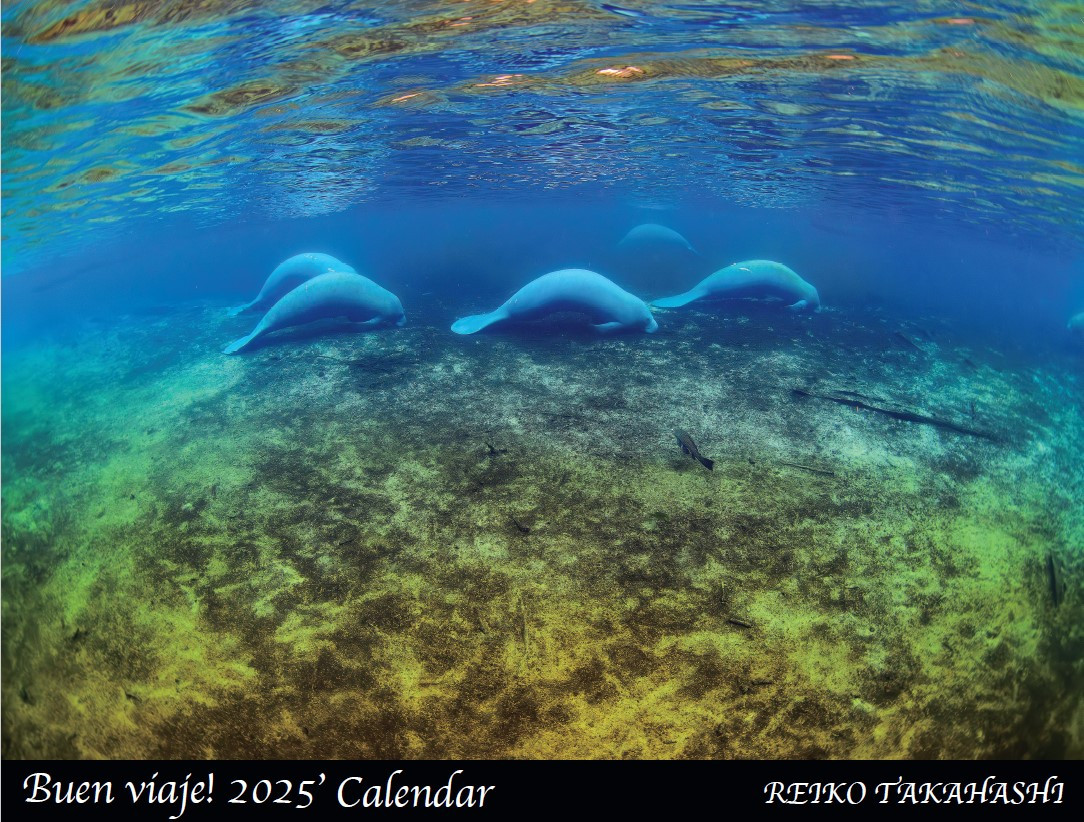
632, 300, 659, 332
618, 292, 658, 333
386, 294, 407, 327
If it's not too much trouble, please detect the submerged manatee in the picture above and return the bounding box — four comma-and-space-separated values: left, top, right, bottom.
653, 260, 820, 312
613, 223, 703, 295
228, 252, 357, 317
224, 271, 405, 354
616, 223, 698, 255
1069, 312, 1084, 335
450, 268, 658, 335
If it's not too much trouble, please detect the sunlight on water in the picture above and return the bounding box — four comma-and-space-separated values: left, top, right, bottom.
3, 0, 1083, 267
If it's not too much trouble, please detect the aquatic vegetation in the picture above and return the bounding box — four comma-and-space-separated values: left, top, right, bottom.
2, 303, 1081, 757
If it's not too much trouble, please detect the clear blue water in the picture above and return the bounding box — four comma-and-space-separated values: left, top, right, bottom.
3, 1, 1082, 325
2, 1, 1083, 760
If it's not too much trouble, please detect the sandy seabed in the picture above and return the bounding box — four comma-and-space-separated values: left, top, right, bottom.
2, 298, 1081, 758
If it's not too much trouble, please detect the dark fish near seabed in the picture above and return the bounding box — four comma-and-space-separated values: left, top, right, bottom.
674, 429, 714, 471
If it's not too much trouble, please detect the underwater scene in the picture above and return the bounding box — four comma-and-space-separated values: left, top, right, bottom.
2, 0, 1083, 760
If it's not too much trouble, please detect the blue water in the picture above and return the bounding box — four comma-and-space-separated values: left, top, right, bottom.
2, 0, 1084, 761
3, 201, 1081, 351
3, 1, 1082, 339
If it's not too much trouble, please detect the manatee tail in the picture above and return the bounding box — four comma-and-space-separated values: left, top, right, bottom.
652, 290, 702, 308
451, 311, 504, 335
223, 330, 259, 354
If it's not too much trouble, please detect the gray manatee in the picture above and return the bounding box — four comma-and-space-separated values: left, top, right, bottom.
1069, 311, 1084, 335
653, 260, 821, 312
228, 252, 356, 317
616, 223, 698, 255
451, 268, 658, 335
224, 271, 405, 354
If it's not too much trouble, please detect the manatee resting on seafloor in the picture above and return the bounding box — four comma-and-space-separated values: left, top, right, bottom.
1069, 312, 1084, 335
224, 271, 405, 354
450, 268, 658, 335
652, 260, 821, 312
227, 252, 357, 317
616, 223, 698, 255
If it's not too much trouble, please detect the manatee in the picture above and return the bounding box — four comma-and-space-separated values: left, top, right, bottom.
653, 260, 820, 312
1069, 312, 1084, 335
224, 271, 405, 354
227, 252, 356, 317
450, 268, 658, 335
616, 223, 698, 255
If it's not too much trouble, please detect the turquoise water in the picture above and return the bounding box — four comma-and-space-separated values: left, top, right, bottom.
2, 2, 1083, 759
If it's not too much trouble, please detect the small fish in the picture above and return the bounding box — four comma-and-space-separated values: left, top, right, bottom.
674, 429, 714, 471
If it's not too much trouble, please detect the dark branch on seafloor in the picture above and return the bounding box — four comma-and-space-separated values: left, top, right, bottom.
1047, 552, 1063, 608
790, 388, 1000, 442
832, 388, 890, 404
894, 331, 925, 352
778, 461, 836, 476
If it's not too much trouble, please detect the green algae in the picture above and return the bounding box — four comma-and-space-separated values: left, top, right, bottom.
2, 303, 1082, 758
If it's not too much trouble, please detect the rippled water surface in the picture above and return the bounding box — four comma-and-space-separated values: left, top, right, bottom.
3, 0, 1083, 265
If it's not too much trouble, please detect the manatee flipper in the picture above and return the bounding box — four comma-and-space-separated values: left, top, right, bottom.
354, 317, 386, 329
451, 310, 508, 335
227, 302, 256, 318
787, 299, 809, 312
652, 289, 703, 308
592, 321, 625, 334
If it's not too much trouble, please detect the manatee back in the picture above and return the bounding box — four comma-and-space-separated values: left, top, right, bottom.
263, 271, 390, 329
258, 253, 357, 304
710, 260, 817, 304
619, 223, 693, 248
503, 269, 649, 327
507, 269, 597, 306
271, 252, 356, 280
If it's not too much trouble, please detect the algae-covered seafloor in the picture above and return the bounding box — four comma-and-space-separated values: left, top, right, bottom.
2, 300, 1082, 759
